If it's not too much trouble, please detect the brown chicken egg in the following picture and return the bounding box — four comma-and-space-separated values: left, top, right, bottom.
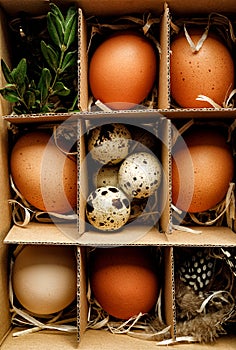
170, 28, 235, 108
90, 246, 159, 320
10, 130, 77, 214
172, 126, 234, 213
89, 31, 157, 109
12, 245, 77, 315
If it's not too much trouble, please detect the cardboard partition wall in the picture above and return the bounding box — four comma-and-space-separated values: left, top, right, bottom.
0, 0, 236, 350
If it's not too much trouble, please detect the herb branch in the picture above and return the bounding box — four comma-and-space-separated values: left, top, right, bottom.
0, 3, 78, 114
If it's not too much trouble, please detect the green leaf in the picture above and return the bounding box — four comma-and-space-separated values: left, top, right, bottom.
29, 80, 37, 90
47, 12, 64, 47
68, 94, 79, 111
0, 87, 20, 103
61, 50, 77, 72
10, 58, 27, 85
65, 6, 77, 24
64, 10, 77, 48
13, 106, 27, 114
24, 90, 36, 109
49, 3, 65, 25
17, 82, 27, 97
41, 104, 52, 113
1, 59, 13, 84
41, 40, 59, 71
53, 81, 70, 96
37, 68, 52, 102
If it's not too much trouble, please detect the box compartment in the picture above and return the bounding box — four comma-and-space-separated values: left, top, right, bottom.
161, 2, 236, 119
3, 120, 79, 244
76, 113, 172, 245
170, 118, 236, 234
173, 245, 236, 343
78, 3, 169, 112
83, 245, 176, 342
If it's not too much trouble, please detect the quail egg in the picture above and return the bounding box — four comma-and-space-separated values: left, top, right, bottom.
86, 186, 131, 231
93, 165, 119, 188
87, 123, 132, 164
118, 152, 162, 199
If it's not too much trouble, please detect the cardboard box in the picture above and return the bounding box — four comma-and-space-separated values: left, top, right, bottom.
0, 0, 236, 349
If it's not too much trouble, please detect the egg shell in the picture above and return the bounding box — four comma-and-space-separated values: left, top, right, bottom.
170, 28, 235, 108
10, 131, 77, 214
87, 123, 132, 164
86, 186, 131, 231
89, 31, 157, 110
118, 152, 162, 199
12, 245, 77, 315
93, 164, 119, 188
172, 127, 234, 213
90, 246, 159, 320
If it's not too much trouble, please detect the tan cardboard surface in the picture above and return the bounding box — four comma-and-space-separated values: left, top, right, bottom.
169, 226, 236, 246
1, 330, 79, 349
163, 248, 176, 338
0, 7, 13, 344
4, 113, 79, 124
78, 9, 88, 112
78, 0, 164, 17
162, 108, 236, 119
158, 3, 171, 109
4, 222, 79, 245
2, 329, 236, 349
78, 247, 88, 342
76, 226, 168, 246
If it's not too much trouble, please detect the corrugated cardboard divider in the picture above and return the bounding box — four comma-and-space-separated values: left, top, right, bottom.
0, 6, 14, 346
78, 246, 88, 343
158, 3, 171, 109
78, 9, 89, 113
164, 247, 176, 339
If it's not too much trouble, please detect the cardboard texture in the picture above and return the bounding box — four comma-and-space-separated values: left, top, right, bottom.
0, 0, 236, 349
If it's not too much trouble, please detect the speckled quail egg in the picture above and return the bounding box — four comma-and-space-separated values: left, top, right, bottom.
93, 165, 119, 188
118, 152, 162, 199
87, 123, 132, 164
86, 186, 131, 231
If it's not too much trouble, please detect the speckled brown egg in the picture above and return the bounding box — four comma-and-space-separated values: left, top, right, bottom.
86, 186, 130, 231
89, 31, 157, 109
172, 126, 234, 213
10, 131, 77, 214
170, 28, 235, 108
90, 246, 159, 320
87, 123, 132, 164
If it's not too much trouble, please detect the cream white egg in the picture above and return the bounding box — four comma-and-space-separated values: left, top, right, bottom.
118, 152, 162, 199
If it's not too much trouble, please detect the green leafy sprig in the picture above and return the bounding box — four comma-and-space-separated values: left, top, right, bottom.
0, 3, 78, 114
